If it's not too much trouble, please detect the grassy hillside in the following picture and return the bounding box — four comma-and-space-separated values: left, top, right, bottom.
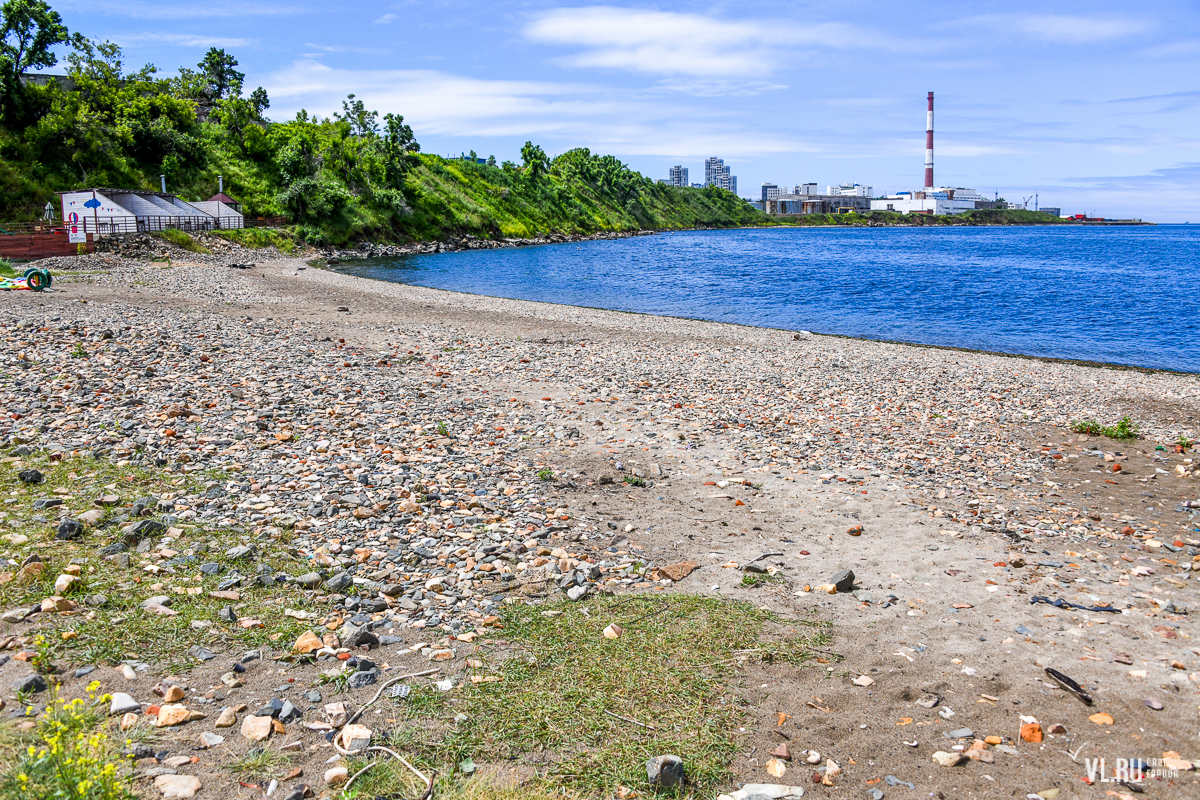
0, 12, 765, 246
400, 152, 764, 240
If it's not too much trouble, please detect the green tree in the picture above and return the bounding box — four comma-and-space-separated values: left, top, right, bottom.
520, 140, 548, 181
0, 0, 69, 123
335, 93, 377, 137
198, 47, 243, 102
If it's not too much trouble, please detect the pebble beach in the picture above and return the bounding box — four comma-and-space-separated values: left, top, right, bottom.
1, 243, 1197, 798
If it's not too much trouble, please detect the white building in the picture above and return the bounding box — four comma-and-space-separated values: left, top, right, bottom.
870, 187, 983, 216
827, 183, 874, 198
60, 188, 243, 234
793, 183, 818, 195
667, 165, 688, 187
761, 183, 782, 202
704, 157, 737, 195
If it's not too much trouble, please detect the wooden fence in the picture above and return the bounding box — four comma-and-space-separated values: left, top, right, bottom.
0, 231, 94, 261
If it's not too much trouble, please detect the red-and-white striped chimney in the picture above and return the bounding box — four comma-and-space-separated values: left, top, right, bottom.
924, 91, 934, 190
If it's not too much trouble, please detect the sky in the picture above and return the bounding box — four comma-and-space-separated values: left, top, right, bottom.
45, 1, 1200, 221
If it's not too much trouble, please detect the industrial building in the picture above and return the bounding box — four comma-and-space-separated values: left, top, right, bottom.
827, 183, 873, 197
752, 194, 872, 215
60, 184, 244, 235
868, 92, 987, 216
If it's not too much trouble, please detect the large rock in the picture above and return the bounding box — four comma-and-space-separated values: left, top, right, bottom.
931, 751, 965, 767
323, 572, 352, 593
347, 669, 379, 689
154, 774, 201, 799
337, 723, 372, 752
241, 714, 273, 742
109, 692, 141, 715
341, 624, 378, 649
13, 673, 47, 694
293, 630, 323, 654
294, 572, 323, 589
56, 518, 84, 540
646, 754, 685, 787
225, 545, 255, 561
830, 570, 855, 593
156, 704, 190, 727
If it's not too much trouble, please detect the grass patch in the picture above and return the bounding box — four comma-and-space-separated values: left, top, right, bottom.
210, 228, 303, 255
1070, 415, 1139, 441
622, 474, 645, 487
153, 229, 209, 254
739, 571, 785, 588
536, 467, 554, 481
0, 684, 135, 800
353, 594, 829, 799
0, 454, 309, 672
0, 258, 16, 278
226, 746, 295, 779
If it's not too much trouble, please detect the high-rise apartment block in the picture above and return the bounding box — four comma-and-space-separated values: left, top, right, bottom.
704, 157, 738, 195
667, 165, 689, 186
761, 183, 781, 202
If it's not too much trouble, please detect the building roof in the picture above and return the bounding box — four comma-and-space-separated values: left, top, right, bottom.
208, 193, 238, 204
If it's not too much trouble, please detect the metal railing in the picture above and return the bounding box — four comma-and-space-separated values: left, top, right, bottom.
3, 215, 290, 237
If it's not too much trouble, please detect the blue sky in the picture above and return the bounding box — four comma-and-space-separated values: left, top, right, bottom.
48, 1, 1200, 220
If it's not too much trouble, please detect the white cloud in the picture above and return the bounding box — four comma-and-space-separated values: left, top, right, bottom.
260, 59, 813, 156
115, 32, 254, 48
949, 14, 1152, 44
303, 43, 392, 56
524, 6, 894, 77
651, 78, 789, 98
56, 0, 298, 18
374, 13, 398, 24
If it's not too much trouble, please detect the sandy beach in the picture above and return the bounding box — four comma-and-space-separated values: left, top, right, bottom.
1, 250, 1197, 798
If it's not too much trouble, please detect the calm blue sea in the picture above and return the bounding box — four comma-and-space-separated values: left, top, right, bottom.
334, 225, 1200, 372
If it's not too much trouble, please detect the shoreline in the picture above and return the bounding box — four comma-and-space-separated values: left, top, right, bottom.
322, 252, 1196, 378
2, 255, 1196, 797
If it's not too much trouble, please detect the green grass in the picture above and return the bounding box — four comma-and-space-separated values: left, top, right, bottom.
0, 685, 135, 800
0, 454, 309, 672
345, 594, 829, 799
154, 229, 209, 254
1070, 415, 1140, 441
210, 228, 303, 254
536, 467, 554, 481
622, 474, 645, 487
739, 571, 785, 588
0, 258, 16, 278
226, 746, 296, 779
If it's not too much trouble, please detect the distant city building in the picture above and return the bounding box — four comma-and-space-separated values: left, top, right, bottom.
704, 157, 737, 195
759, 193, 872, 215
1039, 207, 1061, 217
668, 165, 689, 187
794, 183, 818, 196
690, 183, 704, 189
827, 183, 873, 198
870, 187, 984, 215
761, 183, 781, 202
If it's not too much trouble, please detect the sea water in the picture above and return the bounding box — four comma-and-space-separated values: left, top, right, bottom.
334, 225, 1200, 372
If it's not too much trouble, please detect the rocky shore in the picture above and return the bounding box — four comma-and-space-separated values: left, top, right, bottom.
0, 252, 1196, 799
